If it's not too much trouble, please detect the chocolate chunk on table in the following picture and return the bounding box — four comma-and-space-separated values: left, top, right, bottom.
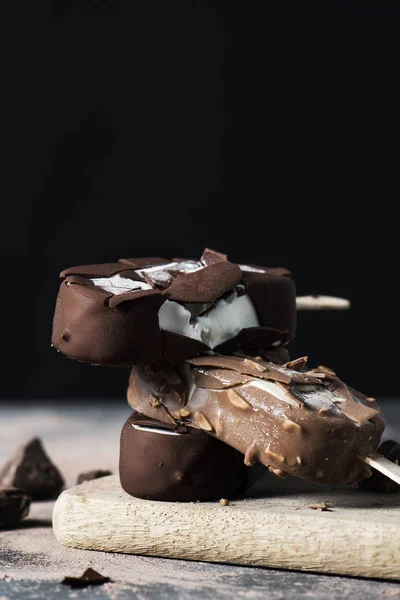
0, 437, 64, 499
0, 488, 31, 529
61, 568, 111, 588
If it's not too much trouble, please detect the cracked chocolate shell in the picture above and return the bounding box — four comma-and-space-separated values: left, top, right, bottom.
52, 248, 296, 366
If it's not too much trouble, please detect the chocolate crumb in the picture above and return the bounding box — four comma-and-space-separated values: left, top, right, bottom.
61, 568, 111, 588
219, 498, 230, 506
76, 470, 112, 485
308, 501, 330, 511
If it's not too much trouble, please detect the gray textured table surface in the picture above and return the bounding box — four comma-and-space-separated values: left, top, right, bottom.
1, 398, 400, 600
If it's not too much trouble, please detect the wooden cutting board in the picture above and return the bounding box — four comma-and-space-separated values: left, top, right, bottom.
52, 475, 400, 580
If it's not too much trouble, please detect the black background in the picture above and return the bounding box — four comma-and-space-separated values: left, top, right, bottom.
2, 3, 399, 399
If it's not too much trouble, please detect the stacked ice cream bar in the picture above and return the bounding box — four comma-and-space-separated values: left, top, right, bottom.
52, 248, 386, 501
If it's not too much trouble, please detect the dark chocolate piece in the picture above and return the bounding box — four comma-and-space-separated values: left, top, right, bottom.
166, 262, 242, 303
128, 356, 386, 487
0, 438, 64, 499
76, 470, 112, 485
120, 413, 247, 501
160, 331, 208, 364
0, 488, 31, 529
214, 327, 291, 354
201, 247, 228, 265
52, 249, 296, 366
61, 568, 111, 588
241, 271, 296, 334
341, 401, 379, 425
358, 440, 400, 493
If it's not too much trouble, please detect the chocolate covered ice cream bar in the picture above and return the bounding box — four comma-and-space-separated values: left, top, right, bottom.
52, 249, 296, 365
127, 355, 385, 486
120, 412, 247, 501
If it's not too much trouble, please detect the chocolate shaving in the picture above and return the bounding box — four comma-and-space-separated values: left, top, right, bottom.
283, 357, 309, 371
201, 248, 228, 265
192, 367, 252, 389
61, 568, 111, 589
187, 355, 267, 376
61, 262, 132, 278
187, 355, 324, 387
341, 400, 380, 425
166, 262, 242, 303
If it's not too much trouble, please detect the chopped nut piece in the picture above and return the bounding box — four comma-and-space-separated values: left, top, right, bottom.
179, 408, 191, 418
309, 501, 330, 511
283, 418, 302, 432
265, 449, 285, 463
194, 412, 213, 432
219, 498, 230, 506
149, 396, 161, 407
229, 392, 251, 410
244, 441, 258, 466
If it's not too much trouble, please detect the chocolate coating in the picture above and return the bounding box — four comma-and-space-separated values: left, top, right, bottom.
52, 249, 296, 366
127, 356, 386, 486
119, 413, 247, 501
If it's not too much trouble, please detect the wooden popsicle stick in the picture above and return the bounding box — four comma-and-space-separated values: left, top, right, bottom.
358, 454, 400, 486
296, 295, 351, 311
